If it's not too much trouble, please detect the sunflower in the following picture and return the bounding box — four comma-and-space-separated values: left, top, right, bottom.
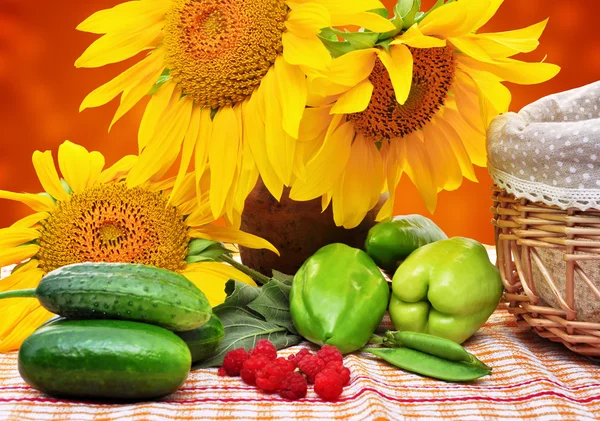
289, 0, 561, 228
0, 140, 277, 352
75, 0, 395, 225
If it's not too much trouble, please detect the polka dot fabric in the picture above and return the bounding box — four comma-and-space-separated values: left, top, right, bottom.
487, 81, 600, 210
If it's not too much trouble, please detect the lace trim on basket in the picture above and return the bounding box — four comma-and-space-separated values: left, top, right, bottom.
489, 165, 600, 211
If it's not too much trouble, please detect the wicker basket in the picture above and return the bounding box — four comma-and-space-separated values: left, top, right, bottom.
492, 186, 600, 356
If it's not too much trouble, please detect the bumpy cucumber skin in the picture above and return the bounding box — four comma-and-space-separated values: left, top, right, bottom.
176, 314, 224, 363
37, 263, 212, 331
18, 320, 192, 400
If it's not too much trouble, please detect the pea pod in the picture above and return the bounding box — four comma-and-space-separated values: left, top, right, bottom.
364, 347, 491, 382
385, 331, 472, 363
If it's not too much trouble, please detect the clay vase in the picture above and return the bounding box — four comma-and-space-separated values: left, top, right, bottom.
239, 179, 388, 276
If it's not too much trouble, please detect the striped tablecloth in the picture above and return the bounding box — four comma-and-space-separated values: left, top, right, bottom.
2, 251, 600, 420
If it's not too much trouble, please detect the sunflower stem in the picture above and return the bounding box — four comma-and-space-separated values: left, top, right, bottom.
0, 289, 38, 300
219, 255, 271, 286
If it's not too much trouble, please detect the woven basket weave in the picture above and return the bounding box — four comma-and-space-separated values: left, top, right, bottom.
492, 186, 600, 357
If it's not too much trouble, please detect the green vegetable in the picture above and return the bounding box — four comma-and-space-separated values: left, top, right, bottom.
198, 272, 301, 368
290, 243, 390, 354
176, 314, 225, 363
389, 237, 503, 344
364, 347, 491, 382
0, 262, 212, 332
364, 214, 447, 272
18, 319, 191, 400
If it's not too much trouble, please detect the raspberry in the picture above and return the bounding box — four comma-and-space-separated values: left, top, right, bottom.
272, 357, 295, 374
250, 339, 278, 360
222, 348, 249, 376
325, 361, 351, 386
317, 345, 343, 365
255, 362, 286, 393
217, 366, 227, 377
288, 348, 311, 368
240, 355, 271, 385
314, 369, 344, 401
278, 372, 308, 401
297, 354, 325, 384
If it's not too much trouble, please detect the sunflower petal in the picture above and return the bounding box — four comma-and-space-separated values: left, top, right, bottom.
435, 116, 478, 183
98, 155, 138, 184
189, 226, 279, 255
452, 70, 487, 134
75, 22, 163, 68
322, 49, 378, 87
170, 105, 201, 205
282, 32, 332, 71
209, 106, 241, 218
403, 132, 438, 213
441, 105, 487, 167
422, 121, 463, 191
0, 228, 40, 249
449, 36, 492, 63
32, 150, 69, 202
76, 0, 169, 34
0, 245, 40, 268
0, 191, 55, 212
286, 2, 331, 36
391, 25, 446, 48
289, 116, 353, 201
475, 19, 547, 58
419, 1, 467, 38
182, 263, 256, 307
330, 79, 373, 114
376, 140, 403, 221
332, 11, 395, 32
0, 265, 43, 293
378, 45, 413, 105
58, 141, 105, 193
11, 212, 50, 229
275, 56, 308, 139
0, 304, 53, 352
195, 107, 213, 200
138, 81, 177, 152
457, 55, 560, 85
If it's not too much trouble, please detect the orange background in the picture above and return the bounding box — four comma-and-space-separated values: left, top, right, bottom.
1, 0, 599, 245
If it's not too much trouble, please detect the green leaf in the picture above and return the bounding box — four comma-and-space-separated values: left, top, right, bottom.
330, 28, 379, 50
368, 8, 389, 19
247, 280, 298, 334
396, 0, 416, 17
186, 239, 231, 263
213, 280, 261, 311
377, 38, 393, 53
196, 308, 301, 368
147, 68, 170, 96
271, 270, 294, 286
402, 0, 421, 28
318, 34, 355, 58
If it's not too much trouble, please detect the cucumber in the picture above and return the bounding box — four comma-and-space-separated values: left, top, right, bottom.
0, 262, 212, 332
18, 319, 191, 400
176, 314, 224, 363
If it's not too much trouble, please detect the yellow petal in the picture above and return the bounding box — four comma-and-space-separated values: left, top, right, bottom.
138, 81, 177, 152
441, 105, 487, 167
331, 11, 395, 32
0, 227, 40, 249
209, 106, 240, 218
0, 303, 53, 352
98, 155, 138, 184
0, 265, 43, 293
127, 94, 193, 187
435, 116, 478, 183
264, 69, 296, 186
75, 22, 163, 68
282, 32, 332, 71
58, 141, 105, 193
235, 126, 260, 213
475, 19, 547, 58
449, 36, 492, 63
0, 245, 40, 268
11, 212, 50, 229
274, 55, 307, 139
376, 140, 403, 222
391, 24, 446, 48
80, 49, 164, 113
289, 116, 353, 201
243, 91, 284, 201
452, 70, 486, 134
377, 44, 413, 105
182, 263, 256, 307
402, 132, 438, 213
0, 191, 55, 212
330, 79, 373, 114
322, 49, 377, 87
195, 107, 213, 200
32, 150, 69, 202
422, 121, 463, 191
76, 0, 169, 34
457, 55, 560, 85
189, 226, 279, 255
331, 135, 385, 229
463, 0, 503, 32
419, 1, 467, 38
285, 2, 331, 36
170, 105, 201, 205
299, 105, 334, 143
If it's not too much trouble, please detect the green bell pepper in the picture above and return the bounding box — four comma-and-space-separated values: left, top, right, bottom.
365, 215, 447, 272
389, 237, 502, 344
290, 243, 390, 354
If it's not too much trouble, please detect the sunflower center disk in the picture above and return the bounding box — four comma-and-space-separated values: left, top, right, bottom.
37, 184, 189, 273
349, 45, 456, 141
164, 0, 288, 108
